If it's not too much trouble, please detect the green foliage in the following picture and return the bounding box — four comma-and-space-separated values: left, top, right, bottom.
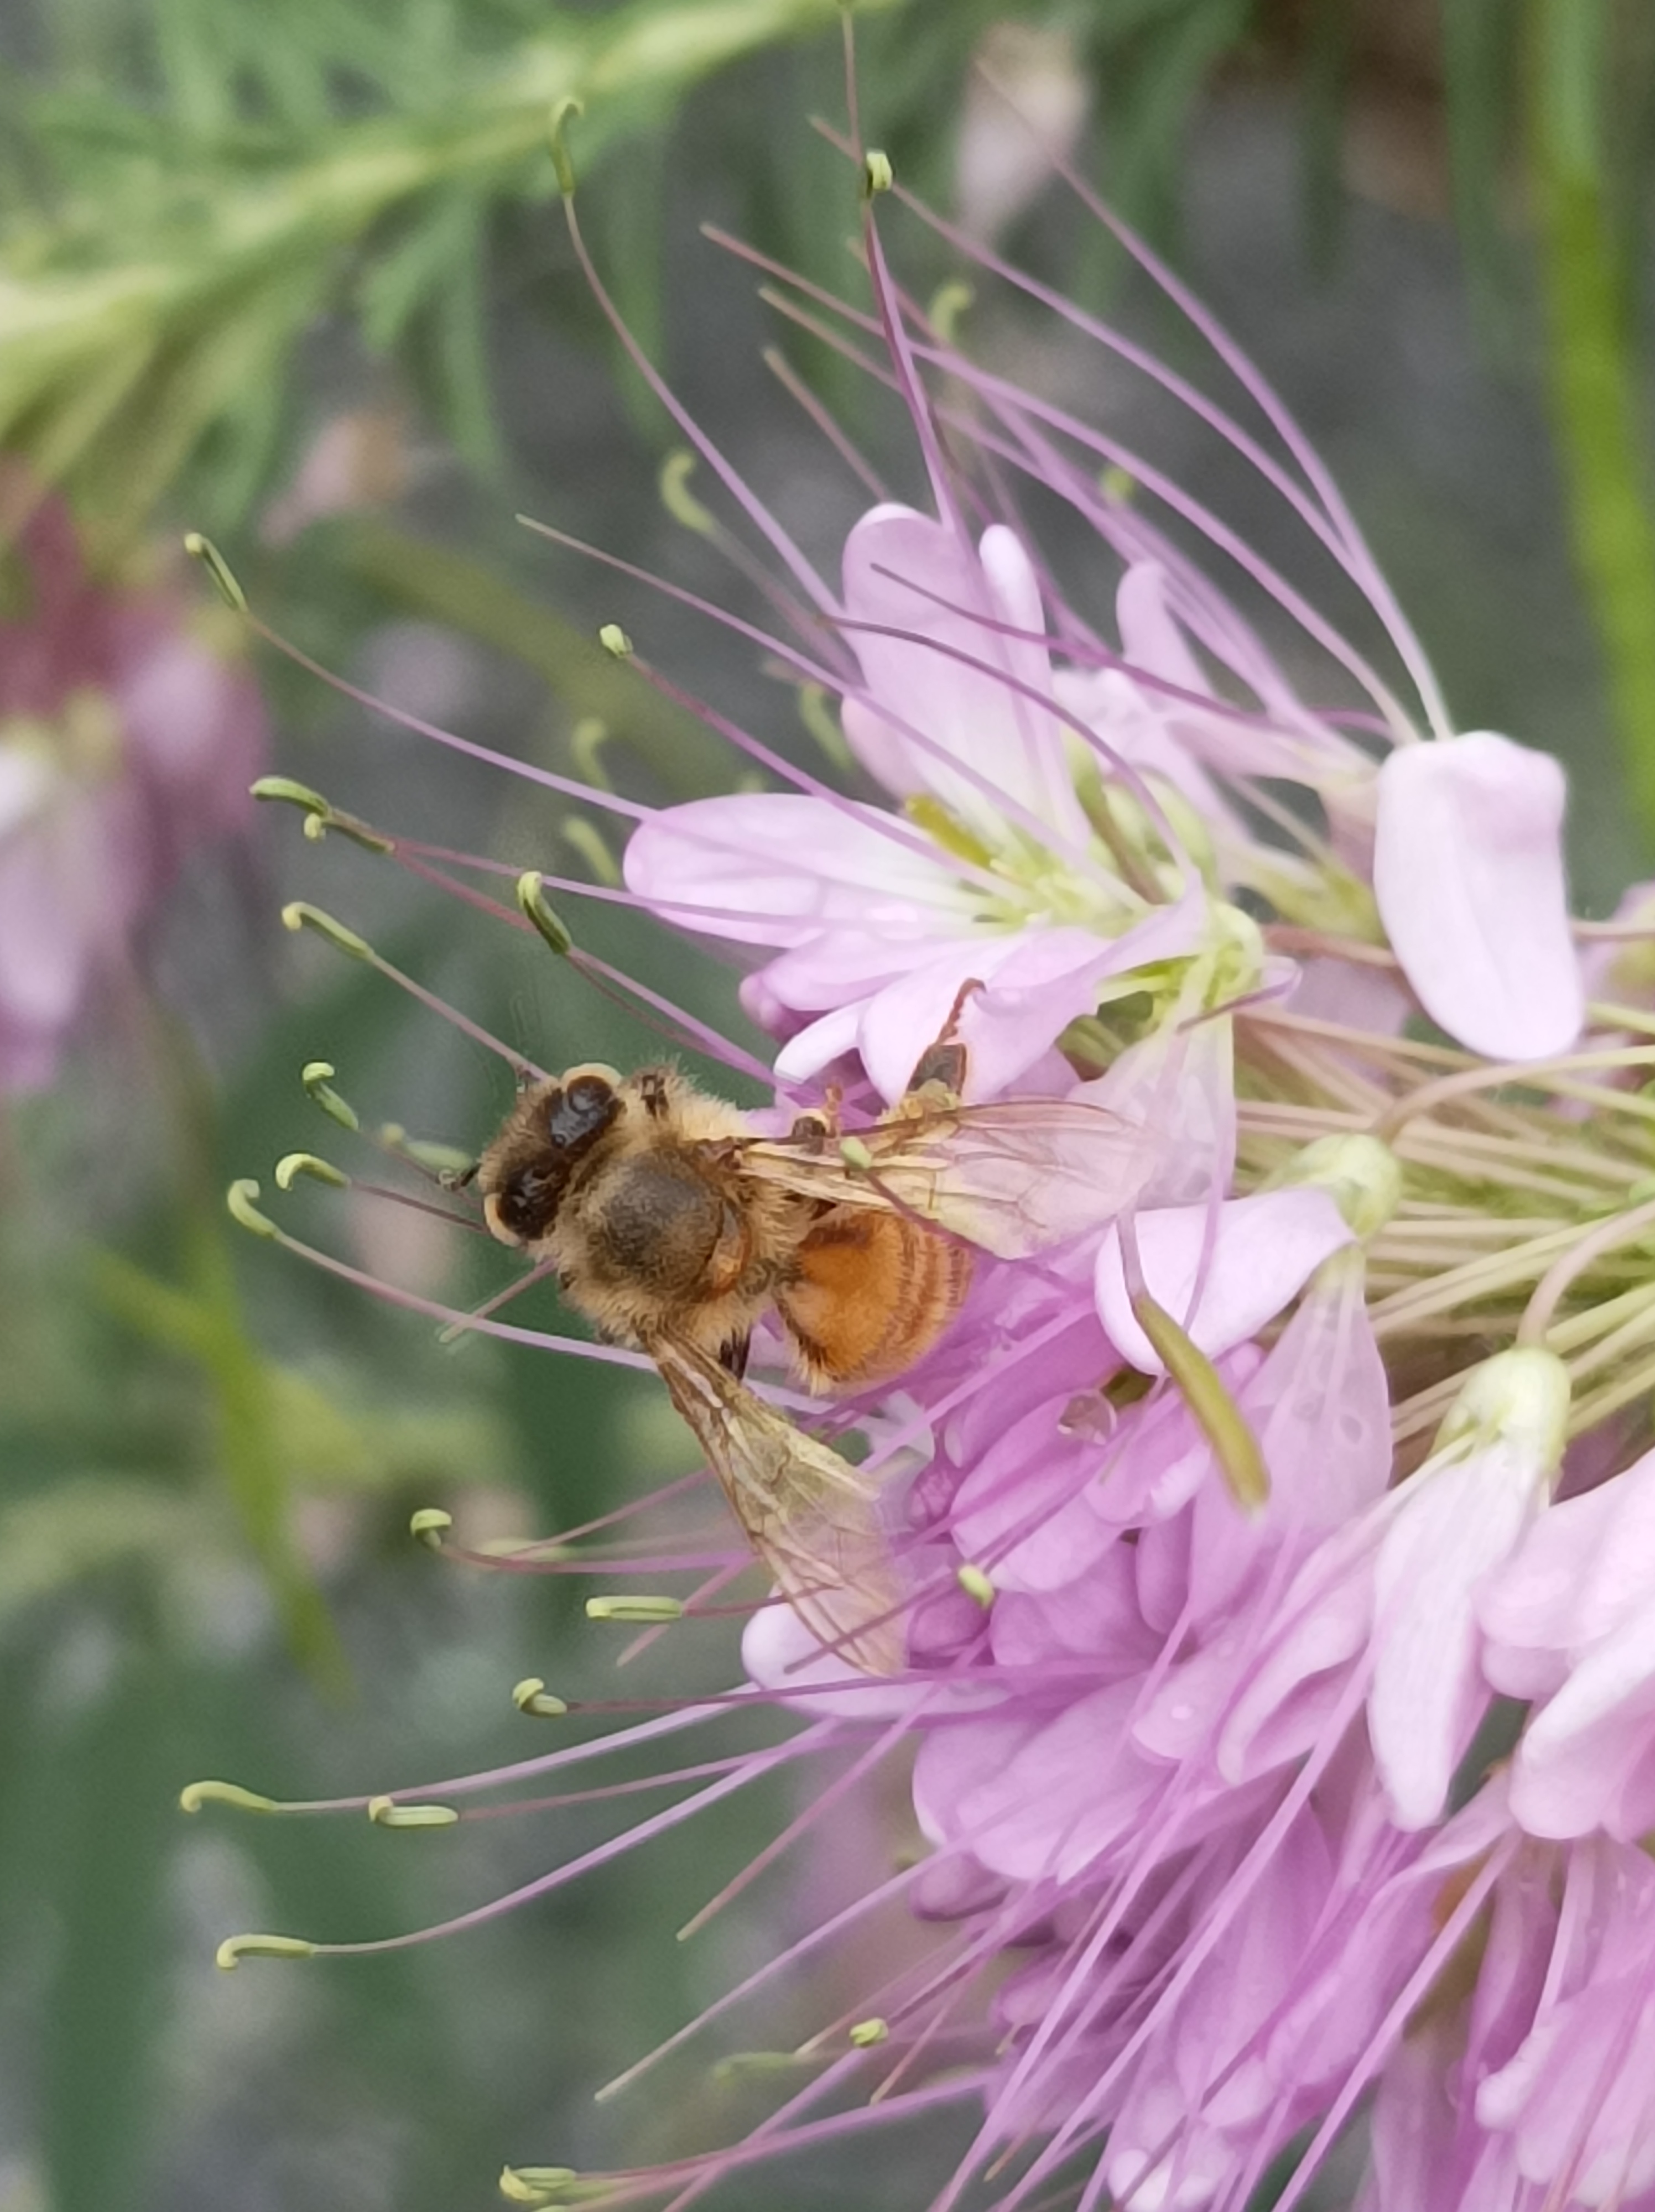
0, 0, 906, 535
1527, 0, 1655, 843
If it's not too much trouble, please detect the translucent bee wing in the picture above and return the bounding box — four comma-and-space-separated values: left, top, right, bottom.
733, 1098, 1154, 1261
650, 1332, 906, 1675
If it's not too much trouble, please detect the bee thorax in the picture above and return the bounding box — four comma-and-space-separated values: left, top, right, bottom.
580, 1158, 748, 1305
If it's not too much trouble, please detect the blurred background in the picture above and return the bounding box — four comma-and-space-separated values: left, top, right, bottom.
2, 2, 1653, 2208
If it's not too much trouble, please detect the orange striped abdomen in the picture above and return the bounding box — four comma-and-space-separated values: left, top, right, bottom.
776, 1207, 974, 1390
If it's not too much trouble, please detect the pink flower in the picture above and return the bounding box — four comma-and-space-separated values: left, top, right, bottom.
1373, 731, 1585, 1062
200, 95, 1655, 2212
0, 487, 264, 1088
1367, 1830, 1655, 2211
1481, 1443, 1655, 1839
625, 504, 1224, 1103
1094, 1188, 1351, 1375
1220, 1347, 1569, 1829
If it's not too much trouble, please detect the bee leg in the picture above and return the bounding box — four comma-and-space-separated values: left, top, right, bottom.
903, 978, 984, 1098
787, 1083, 842, 1152
718, 1332, 752, 1381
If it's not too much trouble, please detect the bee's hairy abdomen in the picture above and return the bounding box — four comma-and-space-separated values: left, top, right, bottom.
777, 1207, 972, 1389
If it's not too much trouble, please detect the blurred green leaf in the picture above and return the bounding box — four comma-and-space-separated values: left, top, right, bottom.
1, 0, 905, 536
336, 518, 733, 795
1528, 0, 1655, 843
0, 1478, 205, 1625
40, 1652, 175, 2212
1441, 0, 1522, 337
91, 1238, 351, 1692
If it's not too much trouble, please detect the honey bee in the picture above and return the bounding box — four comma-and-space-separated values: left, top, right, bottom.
475, 1037, 1146, 1672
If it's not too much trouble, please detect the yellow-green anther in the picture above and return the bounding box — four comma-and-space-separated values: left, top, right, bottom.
585, 1594, 684, 1624
1101, 464, 1136, 506
710, 2052, 802, 2083
281, 901, 373, 963
513, 1678, 569, 1717
227, 1180, 278, 1240
863, 149, 893, 196
386, 1131, 475, 1178
367, 1795, 460, 1829
570, 717, 612, 790
247, 775, 394, 852
300, 1061, 360, 1132
1130, 1291, 1270, 1514
180, 1779, 285, 1815
660, 450, 717, 536
849, 2018, 889, 2048
840, 1136, 875, 1172
275, 1152, 348, 1193
499, 2170, 610, 2208
517, 872, 575, 954
410, 1507, 452, 1550
302, 805, 394, 854
183, 532, 248, 613
560, 816, 620, 886
597, 623, 632, 660
1278, 1133, 1402, 1241
929, 280, 974, 344
216, 1934, 317, 1970
550, 95, 582, 196
251, 775, 330, 817
499, 2169, 577, 2206
956, 1563, 995, 1608
905, 794, 996, 869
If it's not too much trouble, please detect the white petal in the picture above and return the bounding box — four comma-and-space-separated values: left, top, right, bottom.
1094, 1189, 1351, 1375
1373, 732, 1583, 1061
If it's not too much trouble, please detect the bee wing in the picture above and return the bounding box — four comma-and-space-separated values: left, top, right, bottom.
733, 1098, 1154, 1261
650, 1332, 905, 1675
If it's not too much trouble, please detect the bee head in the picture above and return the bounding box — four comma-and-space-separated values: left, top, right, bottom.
478, 1063, 622, 1247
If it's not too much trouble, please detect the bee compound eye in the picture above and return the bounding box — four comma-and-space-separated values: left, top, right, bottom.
546, 1072, 618, 1152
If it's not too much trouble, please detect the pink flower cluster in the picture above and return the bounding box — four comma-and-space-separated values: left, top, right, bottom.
0, 482, 264, 1089
583, 171, 1655, 2210
213, 134, 1655, 2212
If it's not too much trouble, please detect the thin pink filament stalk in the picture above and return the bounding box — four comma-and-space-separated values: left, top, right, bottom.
247, 615, 650, 817
597, 1851, 941, 2103
723, 226, 1416, 745
762, 343, 889, 499
375, 845, 773, 1082
676, 1699, 927, 1940
1267, 1839, 1517, 2212
560, 194, 840, 626
306, 1738, 829, 1958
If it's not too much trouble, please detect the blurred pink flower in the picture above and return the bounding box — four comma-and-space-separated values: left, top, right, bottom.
0, 487, 264, 1088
